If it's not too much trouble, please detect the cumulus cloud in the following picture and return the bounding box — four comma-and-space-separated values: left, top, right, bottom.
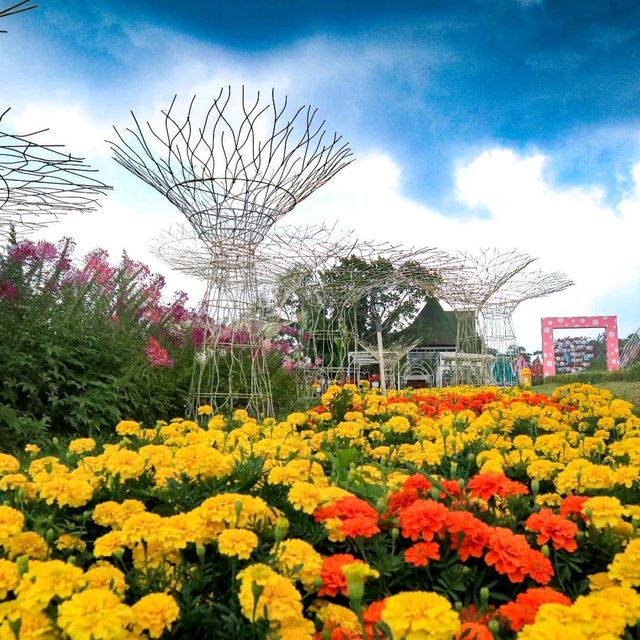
288, 147, 640, 348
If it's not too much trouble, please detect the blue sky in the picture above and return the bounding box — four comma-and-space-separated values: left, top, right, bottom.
1, 0, 639, 348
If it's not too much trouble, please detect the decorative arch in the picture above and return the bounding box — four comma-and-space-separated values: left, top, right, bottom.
541, 316, 619, 378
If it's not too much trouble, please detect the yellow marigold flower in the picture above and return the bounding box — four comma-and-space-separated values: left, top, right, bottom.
93, 500, 146, 528
5, 531, 48, 560
313, 601, 360, 634
104, 449, 146, 481
0, 610, 55, 639
173, 444, 234, 480
568, 593, 628, 638
16, 559, 85, 610
217, 528, 258, 560
58, 588, 133, 640
84, 563, 127, 597
287, 412, 307, 426
94, 531, 126, 558
287, 482, 351, 515
138, 444, 173, 470
0, 472, 32, 494
56, 534, 87, 553
24, 444, 40, 454
596, 586, 640, 626
274, 539, 322, 590
268, 459, 327, 487
588, 572, 615, 591
517, 618, 588, 640
381, 591, 460, 640
610, 399, 633, 420
115, 420, 141, 437
614, 465, 639, 488
68, 438, 96, 454
119, 512, 164, 545
0, 505, 24, 543
34, 472, 94, 508
608, 538, 640, 587
279, 616, 316, 640
237, 563, 303, 626
233, 409, 250, 422
207, 415, 226, 430
383, 415, 412, 434
0, 558, 19, 599
597, 416, 615, 430
0, 453, 20, 475
197, 494, 272, 538
535, 493, 562, 507
527, 459, 561, 482
579, 464, 615, 491
131, 592, 180, 638
153, 466, 180, 488
197, 404, 214, 416
582, 496, 625, 529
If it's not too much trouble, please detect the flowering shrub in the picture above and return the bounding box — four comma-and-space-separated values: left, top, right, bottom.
0, 238, 196, 444
0, 383, 639, 638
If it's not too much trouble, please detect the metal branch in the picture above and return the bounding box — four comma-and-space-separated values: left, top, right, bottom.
0, 109, 111, 238
0, 0, 36, 32
113, 88, 353, 415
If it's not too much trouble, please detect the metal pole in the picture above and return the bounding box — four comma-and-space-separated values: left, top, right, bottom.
376, 312, 387, 394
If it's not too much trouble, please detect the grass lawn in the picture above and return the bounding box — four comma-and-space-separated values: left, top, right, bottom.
534, 380, 640, 407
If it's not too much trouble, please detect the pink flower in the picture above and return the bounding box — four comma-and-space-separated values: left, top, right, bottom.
145, 337, 174, 368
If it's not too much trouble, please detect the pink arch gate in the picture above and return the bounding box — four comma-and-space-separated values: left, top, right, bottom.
541, 316, 620, 378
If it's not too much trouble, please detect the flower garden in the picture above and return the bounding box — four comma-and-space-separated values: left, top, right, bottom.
0, 382, 639, 639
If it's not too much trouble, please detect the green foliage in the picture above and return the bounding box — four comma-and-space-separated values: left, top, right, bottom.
0, 238, 195, 447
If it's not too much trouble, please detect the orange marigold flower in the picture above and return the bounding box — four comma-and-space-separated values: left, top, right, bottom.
559, 495, 589, 521
362, 599, 386, 639
330, 628, 360, 640
526, 548, 553, 585
314, 496, 380, 539
455, 622, 493, 640
525, 509, 578, 552
484, 527, 532, 583
497, 587, 571, 631
387, 474, 432, 515
467, 473, 528, 502
404, 541, 441, 566
318, 554, 361, 597
445, 511, 491, 561
398, 499, 449, 541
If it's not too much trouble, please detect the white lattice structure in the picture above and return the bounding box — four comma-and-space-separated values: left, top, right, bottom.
111, 88, 353, 415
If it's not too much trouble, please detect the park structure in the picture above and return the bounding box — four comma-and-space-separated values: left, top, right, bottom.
110, 88, 353, 415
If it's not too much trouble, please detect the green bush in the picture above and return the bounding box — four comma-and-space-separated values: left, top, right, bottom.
0, 237, 195, 447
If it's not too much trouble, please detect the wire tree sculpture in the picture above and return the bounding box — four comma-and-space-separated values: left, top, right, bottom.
0, 109, 111, 238
620, 327, 640, 368
440, 249, 536, 385
112, 88, 353, 415
152, 223, 355, 406
153, 224, 459, 401
480, 269, 573, 385
0, 0, 36, 32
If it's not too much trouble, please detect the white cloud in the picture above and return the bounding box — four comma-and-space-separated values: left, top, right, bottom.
5, 19, 639, 352
4, 104, 110, 160
288, 147, 640, 349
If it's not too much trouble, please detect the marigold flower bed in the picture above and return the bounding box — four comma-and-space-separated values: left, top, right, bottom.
0, 383, 639, 639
